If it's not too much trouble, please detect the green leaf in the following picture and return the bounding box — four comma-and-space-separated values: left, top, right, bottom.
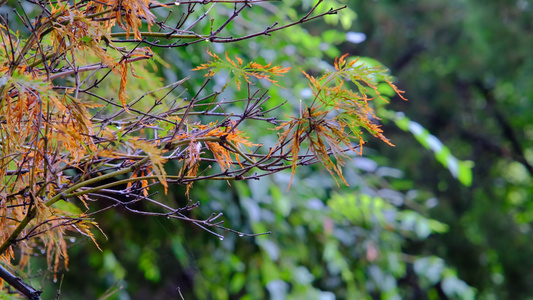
230, 273, 246, 293
377, 82, 396, 97
429, 219, 449, 234
389, 112, 473, 187
80, 35, 93, 44
354, 56, 387, 69
52, 200, 83, 215
458, 160, 474, 186
138, 249, 160, 282
271, 185, 291, 217
322, 29, 344, 44
261, 260, 279, 283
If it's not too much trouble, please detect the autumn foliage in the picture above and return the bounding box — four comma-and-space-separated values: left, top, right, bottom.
0, 0, 404, 297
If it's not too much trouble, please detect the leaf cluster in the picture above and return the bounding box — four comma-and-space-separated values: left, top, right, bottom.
277, 54, 406, 186
0, 0, 404, 297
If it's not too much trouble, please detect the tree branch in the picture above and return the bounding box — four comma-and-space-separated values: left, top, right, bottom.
0, 264, 42, 300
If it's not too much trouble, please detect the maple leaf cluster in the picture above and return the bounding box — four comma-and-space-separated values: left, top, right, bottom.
0, 0, 405, 295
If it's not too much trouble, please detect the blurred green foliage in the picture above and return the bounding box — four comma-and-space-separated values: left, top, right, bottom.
346, 0, 533, 298
2, 0, 531, 299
